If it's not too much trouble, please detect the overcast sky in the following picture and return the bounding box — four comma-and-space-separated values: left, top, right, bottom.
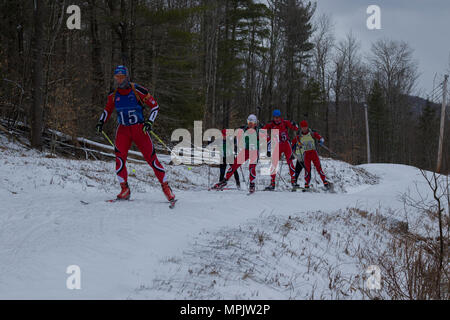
314, 0, 450, 97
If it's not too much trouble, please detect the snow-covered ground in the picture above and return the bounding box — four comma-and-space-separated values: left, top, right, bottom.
0, 133, 445, 299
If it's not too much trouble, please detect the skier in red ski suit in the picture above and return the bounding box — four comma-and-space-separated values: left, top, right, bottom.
262, 109, 299, 190
213, 114, 260, 193
96, 65, 175, 202
294, 120, 329, 189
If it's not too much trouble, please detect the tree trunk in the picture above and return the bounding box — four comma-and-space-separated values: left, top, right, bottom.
90, 0, 104, 108
31, 0, 45, 149
120, 0, 129, 66
109, 0, 121, 66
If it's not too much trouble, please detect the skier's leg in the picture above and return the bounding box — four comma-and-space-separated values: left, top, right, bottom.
303, 151, 312, 187
114, 125, 133, 199
249, 164, 256, 193
249, 164, 256, 182
212, 154, 241, 190
247, 149, 257, 192
283, 142, 296, 184
133, 127, 166, 183
132, 124, 175, 201
219, 157, 226, 181
270, 173, 276, 184
115, 125, 132, 184
312, 151, 328, 184
233, 167, 241, 186
299, 161, 305, 182
269, 147, 280, 187
225, 150, 244, 181
294, 160, 302, 184
248, 149, 258, 183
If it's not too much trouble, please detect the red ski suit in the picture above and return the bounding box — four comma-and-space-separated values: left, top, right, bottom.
262, 119, 298, 183
224, 125, 260, 184
225, 149, 257, 183
100, 83, 166, 184
292, 129, 327, 186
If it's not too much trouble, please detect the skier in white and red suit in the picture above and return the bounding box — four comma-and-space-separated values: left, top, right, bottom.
262, 109, 299, 190
95, 65, 175, 202
295, 120, 329, 190
213, 114, 261, 193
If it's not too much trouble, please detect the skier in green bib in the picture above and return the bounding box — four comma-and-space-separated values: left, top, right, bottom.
294, 120, 329, 190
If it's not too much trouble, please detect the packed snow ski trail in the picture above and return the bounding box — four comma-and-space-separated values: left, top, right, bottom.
0, 137, 443, 299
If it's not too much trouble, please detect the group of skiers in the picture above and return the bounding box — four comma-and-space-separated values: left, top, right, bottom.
212, 111, 330, 194
96, 66, 330, 205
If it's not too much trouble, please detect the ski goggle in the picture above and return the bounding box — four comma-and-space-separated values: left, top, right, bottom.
114, 74, 126, 81
247, 119, 257, 125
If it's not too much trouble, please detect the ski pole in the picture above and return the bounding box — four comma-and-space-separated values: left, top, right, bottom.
321, 144, 343, 161
277, 163, 289, 187
240, 165, 247, 184
149, 130, 171, 153
101, 130, 120, 153
240, 165, 249, 190
208, 163, 210, 190
149, 130, 182, 162
276, 159, 289, 188
151, 130, 205, 164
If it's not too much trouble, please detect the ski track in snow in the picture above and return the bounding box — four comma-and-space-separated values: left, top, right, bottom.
0, 134, 444, 299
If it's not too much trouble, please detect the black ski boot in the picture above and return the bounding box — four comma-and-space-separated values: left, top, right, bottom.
212, 180, 227, 190
248, 182, 255, 194
265, 181, 275, 191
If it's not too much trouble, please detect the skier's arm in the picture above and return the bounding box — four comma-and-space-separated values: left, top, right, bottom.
261, 123, 272, 141
99, 91, 116, 124
96, 91, 116, 132
285, 120, 299, 131
235, 125, 247, 151
312, 131, 325, 145
291, 136, 298, 152
135, 84, 159, 124
258, 126, 271, 154
261, 122, 272, 130
256, 123, 268, 141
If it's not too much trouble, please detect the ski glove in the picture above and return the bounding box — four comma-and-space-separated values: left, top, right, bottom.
96, 120, 104, 133
143, 120, 153, 133
319, 138, 324, 146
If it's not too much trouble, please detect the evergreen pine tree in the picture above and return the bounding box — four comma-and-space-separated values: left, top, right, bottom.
367, 80, 386, 162
418, 99, 438, 169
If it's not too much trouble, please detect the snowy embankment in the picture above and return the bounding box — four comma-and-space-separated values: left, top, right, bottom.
0, 133, 445, 299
